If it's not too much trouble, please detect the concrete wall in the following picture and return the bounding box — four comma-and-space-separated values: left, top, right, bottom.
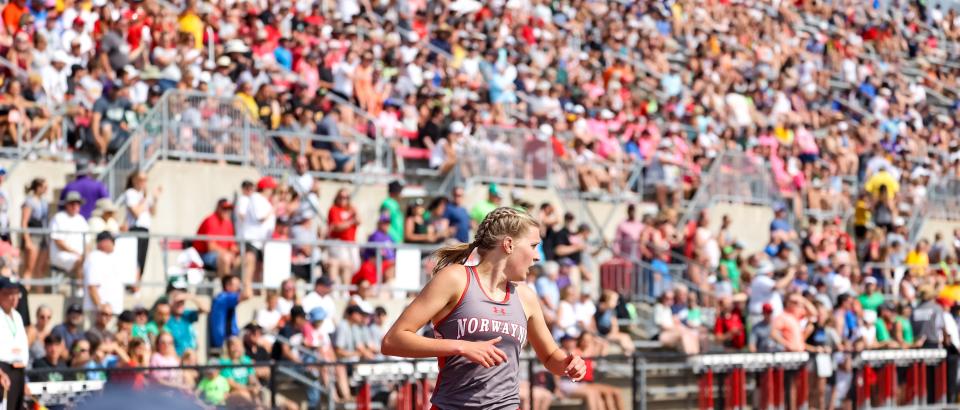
916, 219, 960, 245
147, 161, 261, 236
5, 159, 77, 236
706, 203, 775, 254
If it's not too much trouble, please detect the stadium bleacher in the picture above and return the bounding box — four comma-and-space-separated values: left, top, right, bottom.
4, 0, 960, 408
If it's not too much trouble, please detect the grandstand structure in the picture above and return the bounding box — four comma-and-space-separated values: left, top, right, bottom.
4, 0, 960, 409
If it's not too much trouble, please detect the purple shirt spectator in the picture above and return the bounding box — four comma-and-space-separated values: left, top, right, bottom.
60, 175, 109, 219
362, 229, 395, 261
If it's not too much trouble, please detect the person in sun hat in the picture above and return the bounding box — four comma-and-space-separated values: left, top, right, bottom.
49, 191, 89, 275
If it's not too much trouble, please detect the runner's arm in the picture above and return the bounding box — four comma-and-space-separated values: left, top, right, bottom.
382, 265, 506, 366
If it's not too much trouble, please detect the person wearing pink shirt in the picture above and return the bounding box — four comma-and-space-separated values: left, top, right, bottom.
772, 293, 817, 409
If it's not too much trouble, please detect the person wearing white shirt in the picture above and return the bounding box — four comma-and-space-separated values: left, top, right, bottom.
123, 171, 161, 276
49, 192, 89, 274
301, 276, 336, 337
748, 261, 793, 328
0, 276, 28, 410
41, 52, 70, 106
83, 232, 126, 320
241, 177, 276, 289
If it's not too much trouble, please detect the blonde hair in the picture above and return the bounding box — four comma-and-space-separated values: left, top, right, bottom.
432, 207, 538, 275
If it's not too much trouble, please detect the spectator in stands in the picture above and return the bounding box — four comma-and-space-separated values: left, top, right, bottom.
87, 199, 121, 242
28, 305, 53, 361
85, 303, 113, 344
150, 331, 189, 392
595, 291, 634, 355
334, 305, 377, 362
82, 231, 124, 323
254, 292, 283, 337
166, 290, 207, 357
209, 274, 251, 352
218, 336, 260, 403
348, 279, 375, 316
403, 198, 436, 244
613, 204, 643, 258
195, 198, 238, 278
553, 285, 585, 340
894, 303, 920, 348
301, 276, 335, 341
381, 180, 404, 243
749, 303, 780, 353
913, 285, 945, 349
196, 359, 230, 407
748, 261, 791, 327
145, 301, 170, 342
443, 187, 471, 243
535, 261, 560, 326
276, 278, 297, 318
271, 305, 307, 364
130, 305, 150, 341
122, 171, 160, 277
90, 81, 133, 163
67, 338, 93, 380
426, 197, 454, 244
654, 289, 699, 354
49, 191, 88, 275
19, 177, 49, 284
327, 188, 360, 284
469, 184, 501, 225
714, 296, 746, 351
32, 334, 67, 383
239, 177, 276, 290
50, 303, 84, 351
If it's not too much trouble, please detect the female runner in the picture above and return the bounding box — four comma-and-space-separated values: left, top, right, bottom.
382, 207, 587, 409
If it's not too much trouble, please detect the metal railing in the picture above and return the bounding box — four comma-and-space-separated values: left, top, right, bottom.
22, 349, 960, 410
10, 226, 441, 294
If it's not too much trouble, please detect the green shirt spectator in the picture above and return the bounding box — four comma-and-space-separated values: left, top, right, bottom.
219, 355, 254, 385
382, 181, 405, 243
858, 292, 884, 312
896, 315, 914, 344
876, 318, 891, 342
469, 184, 502, 224
197, 373, 231, 406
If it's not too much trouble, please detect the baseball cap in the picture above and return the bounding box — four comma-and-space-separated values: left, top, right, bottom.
488, 183, 501, 197
217, 198, 234, 209
346, 305, 369, 316
314, 276, 333, 287
864, 276, 878, 286
67, 303, 83, 314
64, 191, 85, 204
308, 307, 328, 323
256, 176, 278, 191
762, 303, 773, 314
0, 276, 18, 290
388, 180, 404, 194
378, 214, 392, 224
244, 322, 263, 333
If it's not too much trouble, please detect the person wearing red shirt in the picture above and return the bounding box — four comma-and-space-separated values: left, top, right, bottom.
714, 296, 746, 350
327, 188, 360, 285
196, 198, 238, 277
1, 0, 26, 34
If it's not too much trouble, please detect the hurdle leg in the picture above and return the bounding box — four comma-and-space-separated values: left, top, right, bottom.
357, 382, 371, 410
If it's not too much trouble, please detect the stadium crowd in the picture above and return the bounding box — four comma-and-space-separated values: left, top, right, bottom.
0, 0, 959, 408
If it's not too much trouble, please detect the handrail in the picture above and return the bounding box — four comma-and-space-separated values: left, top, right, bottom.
6, 102, 74, 174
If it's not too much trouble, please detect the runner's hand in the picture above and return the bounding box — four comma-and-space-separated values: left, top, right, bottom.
458, 337, 508, 368
564, 354, 587, 381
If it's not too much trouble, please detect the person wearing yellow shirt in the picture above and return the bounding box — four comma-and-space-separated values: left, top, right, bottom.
236, 82, 258, 121
178, 1, 204, 49
853, 192, 872, 238
906, 239, 930, 276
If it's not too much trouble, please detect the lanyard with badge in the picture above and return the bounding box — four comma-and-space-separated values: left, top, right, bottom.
3, 311, 23, 367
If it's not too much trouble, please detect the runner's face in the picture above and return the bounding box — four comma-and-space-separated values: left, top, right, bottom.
505, 226, 541, 282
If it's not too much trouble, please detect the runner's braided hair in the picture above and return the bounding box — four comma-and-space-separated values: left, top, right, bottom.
432, 206, 538, 275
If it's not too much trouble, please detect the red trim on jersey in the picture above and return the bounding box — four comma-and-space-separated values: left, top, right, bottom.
432, 266, 471, 328
471, 266, 510, 304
